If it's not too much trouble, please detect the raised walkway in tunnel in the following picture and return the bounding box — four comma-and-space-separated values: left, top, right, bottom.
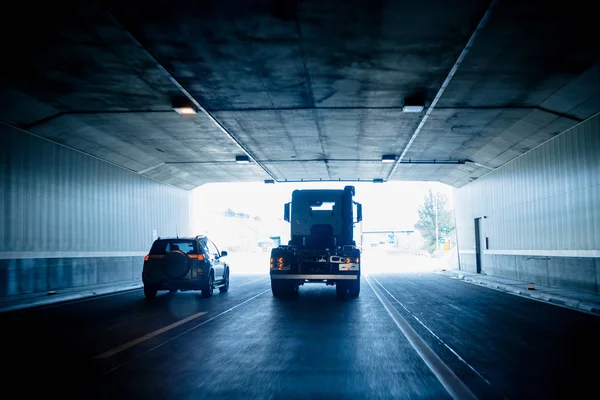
439, 269, 600, 315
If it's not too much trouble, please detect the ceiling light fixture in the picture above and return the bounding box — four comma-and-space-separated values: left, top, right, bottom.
402, 105, 424, 113
235, 155, 251, 163
172, 97, 198, 115
174, 107, 197, 115
381, 154, 396, 163
402, 94, 425, 113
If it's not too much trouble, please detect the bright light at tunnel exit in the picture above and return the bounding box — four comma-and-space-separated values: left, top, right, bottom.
187, 181, 457, 274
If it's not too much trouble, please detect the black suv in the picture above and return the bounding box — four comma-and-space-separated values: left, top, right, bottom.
142, 235, 230, 299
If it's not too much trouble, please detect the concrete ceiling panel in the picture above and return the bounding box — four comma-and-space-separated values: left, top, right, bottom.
3, 1, 600, 189
326, 161, 390, 181
437, 1, 600, 108
143, 162, 269, 188
212, 110, 323, 161
539, 64, 600, 117
261, 161, 330, 181
404, 108, 530, 160
298, 0, 490, 107
390, 164, 449, 182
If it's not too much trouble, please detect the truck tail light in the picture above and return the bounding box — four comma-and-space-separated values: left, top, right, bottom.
355, 258, 360, 263
345, 257, 351, 264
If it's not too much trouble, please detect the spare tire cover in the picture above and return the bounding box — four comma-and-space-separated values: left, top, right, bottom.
162, 251, 190, 279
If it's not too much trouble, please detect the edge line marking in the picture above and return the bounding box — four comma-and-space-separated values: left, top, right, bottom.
365, 275, 478, 400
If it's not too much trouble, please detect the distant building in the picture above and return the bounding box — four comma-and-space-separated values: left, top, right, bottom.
362, 230, 416, 248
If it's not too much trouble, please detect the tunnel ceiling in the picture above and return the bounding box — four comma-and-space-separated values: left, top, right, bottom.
1, 0, 599, 190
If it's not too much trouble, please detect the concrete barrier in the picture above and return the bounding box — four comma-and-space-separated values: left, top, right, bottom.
0, 256, 144, 297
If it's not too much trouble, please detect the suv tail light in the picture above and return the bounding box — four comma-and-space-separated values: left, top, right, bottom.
144, 255, 149, 262
188, 254, 205, 261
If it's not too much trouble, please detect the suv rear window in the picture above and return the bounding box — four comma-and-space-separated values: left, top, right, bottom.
149, 239, 197, 255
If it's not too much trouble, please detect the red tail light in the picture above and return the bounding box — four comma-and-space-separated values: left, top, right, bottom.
188, 254, 205, 261
144, 255, 149, 262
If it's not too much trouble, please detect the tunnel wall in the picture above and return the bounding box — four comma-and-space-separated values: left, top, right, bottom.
454, 113, 600, 294
0, 124, 190, 297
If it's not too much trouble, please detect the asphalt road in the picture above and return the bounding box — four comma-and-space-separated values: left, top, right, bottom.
1, 271, 599, 399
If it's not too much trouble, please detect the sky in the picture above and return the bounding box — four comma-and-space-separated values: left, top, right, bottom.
191, 181, 455, 232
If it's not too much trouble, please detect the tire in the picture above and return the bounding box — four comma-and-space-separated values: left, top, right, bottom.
202, 272, 214, 298
271, 280, 286, 298
271, 280, 297, 298
336, 280, 347, 299
289, 282, 299, 298
348, 278, 360, 297
169, 289, 178, 294
219, 268, 230, 293
144, 285, 157, 299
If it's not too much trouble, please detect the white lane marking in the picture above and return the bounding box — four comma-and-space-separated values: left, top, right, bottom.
93, 311, 208, 359
365, 275, 478, 400
371, 276, 497, 390
94, 278, 268, 360
103, 289, 270, 375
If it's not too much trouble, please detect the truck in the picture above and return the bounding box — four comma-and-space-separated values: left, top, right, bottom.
270, 186, 363, 298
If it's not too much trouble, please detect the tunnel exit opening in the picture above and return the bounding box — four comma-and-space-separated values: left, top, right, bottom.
190, 181, 459, 275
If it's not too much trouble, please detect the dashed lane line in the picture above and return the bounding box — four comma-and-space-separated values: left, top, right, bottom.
93, 279, 268, 360
101, 289, 270, 375
93, 311, 208, 360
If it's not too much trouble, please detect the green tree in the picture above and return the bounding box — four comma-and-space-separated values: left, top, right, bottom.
414, 190, 455, 253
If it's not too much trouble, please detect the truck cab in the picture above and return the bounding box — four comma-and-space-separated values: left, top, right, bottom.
270, 186, 362, 298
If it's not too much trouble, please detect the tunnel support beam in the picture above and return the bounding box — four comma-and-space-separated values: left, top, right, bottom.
386, 0, 498, 181
105, 12, 278, 182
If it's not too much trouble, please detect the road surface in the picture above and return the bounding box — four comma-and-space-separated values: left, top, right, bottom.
1, 256, 598, 399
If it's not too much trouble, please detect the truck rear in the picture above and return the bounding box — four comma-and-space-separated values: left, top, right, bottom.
270, 185, 362, 298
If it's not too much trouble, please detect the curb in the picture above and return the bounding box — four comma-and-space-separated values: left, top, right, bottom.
439, 270, 600, 315
0, 283, 143, 313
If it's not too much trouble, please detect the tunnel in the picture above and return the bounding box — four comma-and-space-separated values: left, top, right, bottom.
1, 1, 599, 399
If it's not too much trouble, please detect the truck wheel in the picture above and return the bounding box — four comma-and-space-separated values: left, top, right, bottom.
144, 285, 157, 300
336, 281, 347, 299
271, 280, 286, 297
348, 278, 360, 297
271, 280, 297, 298
202, 272, 214, 298
289, 283, 299, 298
